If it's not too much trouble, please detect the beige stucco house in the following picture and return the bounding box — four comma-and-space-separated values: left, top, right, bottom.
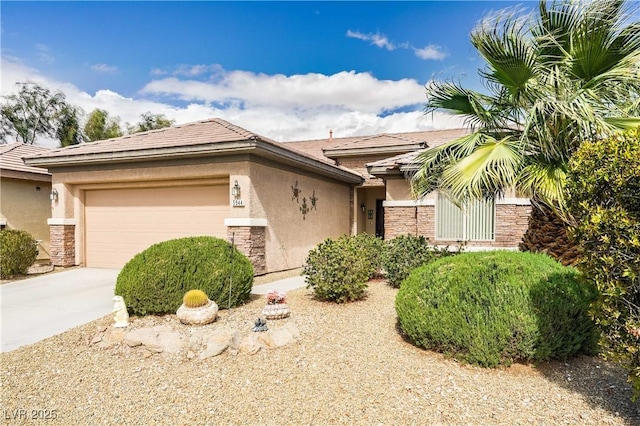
24, 118, 531, 274
0, 143, 52, 262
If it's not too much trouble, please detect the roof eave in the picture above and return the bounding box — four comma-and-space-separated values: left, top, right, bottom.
24, 138, 364, 185
323, 143, 426, 159
0, 168, 52, 182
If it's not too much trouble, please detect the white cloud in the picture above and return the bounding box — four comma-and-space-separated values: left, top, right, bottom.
1, 56, 466, 147
347, 30, 447, 61
90, 63, 119, 74
414, 45, 448, 60
346, 30, 396, 50
141, 69, 425, 114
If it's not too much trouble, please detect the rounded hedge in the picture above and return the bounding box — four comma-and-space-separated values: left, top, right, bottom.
395, 251, 598, 367
383, 234, 457, 288
303, 234, 376, 303
0, 229, 37, 279
115, 236, 253, 316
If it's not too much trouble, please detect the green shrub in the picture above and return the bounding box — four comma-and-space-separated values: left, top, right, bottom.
351, 232, 387, 277
0, 229, 37, 279
384, 234, 459, 288
395, 251, 598, 368
303, 234, 375, 303
566, 130, 640, 399
115, 236, 253, 316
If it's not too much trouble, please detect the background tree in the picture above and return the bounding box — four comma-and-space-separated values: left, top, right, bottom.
0, 82, 84, 146
128, 112, 174, 134
412, 0, 640, 264
56, 104, 84, 147
84, 109, 123, 141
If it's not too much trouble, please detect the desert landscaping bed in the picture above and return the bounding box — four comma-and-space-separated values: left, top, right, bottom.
1, 280, 638, 425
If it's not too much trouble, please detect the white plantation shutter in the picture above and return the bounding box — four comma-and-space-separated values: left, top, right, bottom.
436, 193, 495, 241
436, 193, 464, 240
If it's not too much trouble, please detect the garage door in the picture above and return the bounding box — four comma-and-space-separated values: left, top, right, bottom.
85, 185, 228, 268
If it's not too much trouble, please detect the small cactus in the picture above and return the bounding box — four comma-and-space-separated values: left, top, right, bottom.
183, 289, 210, 308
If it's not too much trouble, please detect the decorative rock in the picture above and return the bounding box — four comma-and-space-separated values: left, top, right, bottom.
124, 325, 183, 354
270, 322, 300, 347
157, 330, 184, 354
257, 332, 276, 349
176, 300, 218, 325
200, 328, 237, 359
239, 333, 262, 355
112, 296, 129, 328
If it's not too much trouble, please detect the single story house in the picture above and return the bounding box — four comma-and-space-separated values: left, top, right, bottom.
0, 143, 53, 262
24, 118, 531, 274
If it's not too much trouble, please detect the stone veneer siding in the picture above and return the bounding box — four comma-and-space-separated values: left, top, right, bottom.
384, 203, 531, 248
227, 226, 266, 275
49, 224, 76, 266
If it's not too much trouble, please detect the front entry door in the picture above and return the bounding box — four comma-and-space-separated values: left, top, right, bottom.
375, 199, 385, 239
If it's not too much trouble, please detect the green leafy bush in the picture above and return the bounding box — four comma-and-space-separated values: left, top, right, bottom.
384, 234, 459, 288
303, 234, 378, 303
0, 229, 37, 279
566, 130, 640, 399
351, 232, 387, 277
395, 251, 597, 368
115, 236, 253, 316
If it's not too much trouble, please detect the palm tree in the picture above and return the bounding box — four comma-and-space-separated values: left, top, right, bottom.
412, 0, 640, 264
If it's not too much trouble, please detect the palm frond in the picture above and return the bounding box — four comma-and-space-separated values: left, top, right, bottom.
439, 135, 523, 201
516, 161, 567, 210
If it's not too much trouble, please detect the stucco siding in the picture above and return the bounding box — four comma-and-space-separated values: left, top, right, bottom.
249, 162, 351, 273
0, 177, 51, 261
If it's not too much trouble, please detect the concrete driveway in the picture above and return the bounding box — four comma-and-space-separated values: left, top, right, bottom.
0, 268, 120, 353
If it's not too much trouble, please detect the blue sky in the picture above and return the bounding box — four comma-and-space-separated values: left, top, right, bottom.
2, 1, 529, 144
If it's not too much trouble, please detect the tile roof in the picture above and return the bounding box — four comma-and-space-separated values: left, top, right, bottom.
22, 118, 364, 184
283, 128, 470, 160
25, 118, 272, 160
0, 143, 51, 177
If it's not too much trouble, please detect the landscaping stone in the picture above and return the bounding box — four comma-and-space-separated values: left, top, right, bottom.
92, 317, 299, 359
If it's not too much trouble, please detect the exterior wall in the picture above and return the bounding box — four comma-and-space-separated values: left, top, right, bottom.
49, 157, 248, 268
355, 186, 385, 235
0, 177, 52, 261
227, 226, 266, 275
48, 156, 353, 274
249, 161, 351, 273
383, 177, 531, 249
335, 155, 388, 187
49, 223, 75, 266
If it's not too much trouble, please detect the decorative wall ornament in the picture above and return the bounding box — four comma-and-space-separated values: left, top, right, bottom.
300, 197, 309, 220
291, 181, 318, 220
291, 181, 302, 202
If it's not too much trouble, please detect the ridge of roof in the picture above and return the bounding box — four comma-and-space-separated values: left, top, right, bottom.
21, 118, 363, 184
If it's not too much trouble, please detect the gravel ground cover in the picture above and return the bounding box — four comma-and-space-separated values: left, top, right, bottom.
1, 279, 638, 425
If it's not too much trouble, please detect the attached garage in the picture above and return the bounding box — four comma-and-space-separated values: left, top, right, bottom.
84, 184, 228, 268
23, 118, 363, 274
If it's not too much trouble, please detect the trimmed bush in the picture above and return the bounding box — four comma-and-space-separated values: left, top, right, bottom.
384, 234, 458, 288
115, 236, 253, 316
351, 232, 387, 277
0, 229, 37, 279
303, 234, 377, 303
566, 130, 640, 399
395, 251, 598, 368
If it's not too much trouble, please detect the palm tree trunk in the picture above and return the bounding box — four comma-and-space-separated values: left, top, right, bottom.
519, 204, 579, 266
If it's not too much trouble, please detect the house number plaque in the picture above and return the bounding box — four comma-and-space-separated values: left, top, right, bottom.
232, 199, 245, 207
